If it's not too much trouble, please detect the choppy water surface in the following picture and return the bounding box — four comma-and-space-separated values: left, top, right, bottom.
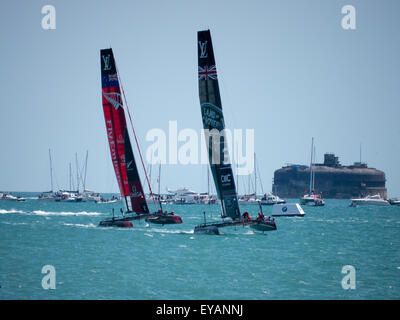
1, 193, 399, 299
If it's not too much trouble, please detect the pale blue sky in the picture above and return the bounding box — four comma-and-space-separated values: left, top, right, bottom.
0, 0, 399, 196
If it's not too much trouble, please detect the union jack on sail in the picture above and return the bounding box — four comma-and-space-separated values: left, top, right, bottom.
198, 65, 218, 80
108, 74, 118, 82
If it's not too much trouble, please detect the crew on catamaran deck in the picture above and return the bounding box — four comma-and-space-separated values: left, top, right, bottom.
242, 211, 251, 221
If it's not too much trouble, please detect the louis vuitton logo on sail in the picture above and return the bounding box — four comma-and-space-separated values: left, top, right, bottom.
102, 54, 112, 71
199, 41, 208, 58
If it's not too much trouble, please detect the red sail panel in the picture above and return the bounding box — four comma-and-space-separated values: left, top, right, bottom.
100, 49, 130, 203
100, 48, 149, 214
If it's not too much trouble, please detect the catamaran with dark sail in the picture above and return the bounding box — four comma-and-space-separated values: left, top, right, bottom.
194, 30, 276, 235
98, 48, 182, 228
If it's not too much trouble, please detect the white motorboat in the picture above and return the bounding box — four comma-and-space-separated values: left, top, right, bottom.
166, 187, 199, 204
54, 191, 84, 202
388, 198, 400, 206
350, 194, 390, 207
1, 193, 25, 201
95, 195, 120, 204
38, 191, 57, 201
3, 194, 18, 201
238, 194, 260, 205
82, 190, 101, 202
261, 193, 286, 205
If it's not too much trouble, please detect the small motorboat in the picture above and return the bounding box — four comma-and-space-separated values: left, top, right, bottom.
350, 194, 390, 207
260, 193, 286, 205
238, 194, 260, 205
388, 198, 400, 206
3, 194, 18, 201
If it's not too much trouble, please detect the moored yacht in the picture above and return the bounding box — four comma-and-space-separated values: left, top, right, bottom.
238, 194, 260, 205
350, 194, 390, 207
300, 192, 325, 206
300, 138, 325, 207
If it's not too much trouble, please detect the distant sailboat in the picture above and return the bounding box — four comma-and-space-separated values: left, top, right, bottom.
98, 48, 182, 228
38, 149, 57, 201
238, 153, 261, 205
300, 138, 325, 206
193, 30, 276, 234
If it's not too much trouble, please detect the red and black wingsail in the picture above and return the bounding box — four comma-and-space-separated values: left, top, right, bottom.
100, 48, 149, 214
124, 127, 149, 213
197, 30, 240, 220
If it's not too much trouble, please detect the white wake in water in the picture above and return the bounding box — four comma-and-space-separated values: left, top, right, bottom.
31, 210, 103, 216
140, 227, 194, 235
62, 223, 97, 229
0, 209, 25, 214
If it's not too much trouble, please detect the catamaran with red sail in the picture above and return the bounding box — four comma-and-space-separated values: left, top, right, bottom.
98, 48, 182, 228
194, 30, 276, 234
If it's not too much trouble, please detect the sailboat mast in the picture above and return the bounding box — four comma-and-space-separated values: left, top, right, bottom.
83, 150, 88, 191
236, 142, 239, 196
158, 162, 162, 210
69, 162, 72, 191
254, 152, 257, 197
248, 174, 250, 195
309, 137, 314, 194
256, 156, 265, 195
49, 149, 54, 193
75, 153, 80, 192
158, 162, 161, 196
149, 152, 153, 194
312, 145, 316, 192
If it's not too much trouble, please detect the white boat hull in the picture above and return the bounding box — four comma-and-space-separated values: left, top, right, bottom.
350, 200, 390, 206
350, 195, 390, 207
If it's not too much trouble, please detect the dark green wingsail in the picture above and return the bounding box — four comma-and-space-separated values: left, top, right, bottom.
198, 30, 240, 220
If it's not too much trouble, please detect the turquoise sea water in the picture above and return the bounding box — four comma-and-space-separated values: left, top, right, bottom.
0, 193, 399, 300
